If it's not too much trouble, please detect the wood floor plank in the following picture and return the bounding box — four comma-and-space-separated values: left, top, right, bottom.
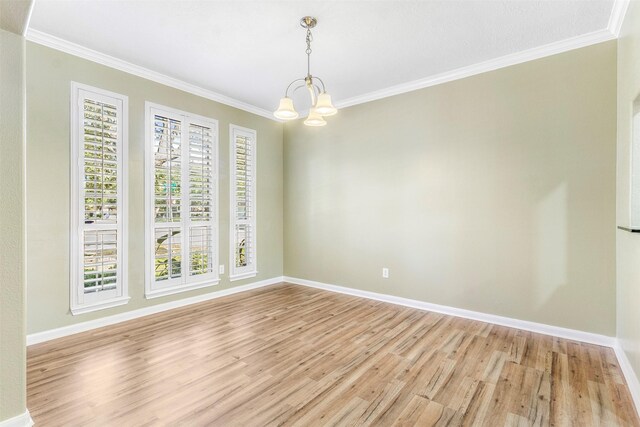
460, 381, 496, 426
27, 283, 639, 426
391, 394, 432, 426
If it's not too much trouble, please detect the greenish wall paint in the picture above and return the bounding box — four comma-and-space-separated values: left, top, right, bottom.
0, 29, 27, 421
26, 42, 283, 334
23, 33, 620, 342
284, 41, 617, 336
616, 1, 640, 390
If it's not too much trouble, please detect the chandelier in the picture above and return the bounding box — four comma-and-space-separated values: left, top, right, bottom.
273, 16, 337, 126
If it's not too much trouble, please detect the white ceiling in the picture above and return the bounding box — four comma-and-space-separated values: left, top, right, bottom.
29, 0, 617, 116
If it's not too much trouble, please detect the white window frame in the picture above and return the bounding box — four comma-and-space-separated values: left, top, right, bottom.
145, 102, 220, 298
70, 82, 129, 315
229, 124, 258, 281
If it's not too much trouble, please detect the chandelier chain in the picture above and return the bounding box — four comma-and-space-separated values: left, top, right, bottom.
306, 28, 313, 76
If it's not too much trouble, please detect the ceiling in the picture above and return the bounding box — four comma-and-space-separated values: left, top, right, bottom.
28, 0, 620, 118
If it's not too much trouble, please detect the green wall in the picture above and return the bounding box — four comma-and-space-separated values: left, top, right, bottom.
284, 41, 617, 336
26, 42, 284, 334
0, 29, 27, 422
24, 34, 620, 340
616, 0, 640, 390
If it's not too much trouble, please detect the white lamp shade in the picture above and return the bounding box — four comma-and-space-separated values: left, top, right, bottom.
274, 97, 299, 120
304, 109, 327, 127
315, 92, 337, 116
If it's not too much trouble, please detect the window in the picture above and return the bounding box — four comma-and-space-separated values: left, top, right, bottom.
70, 82, 129, 314
230, 125, 257, 281
145, 103, 219, 298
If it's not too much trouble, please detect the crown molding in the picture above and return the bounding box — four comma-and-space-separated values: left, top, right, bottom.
608, 0, 631, 37
22, 0, 34, 36
333, 0, 627, 110
334, 28, 616, 111
23, 0, 629, 122
24, 29, 280, 122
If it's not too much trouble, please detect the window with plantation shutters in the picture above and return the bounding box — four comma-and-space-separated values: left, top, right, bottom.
70, 83, 129, 314
230, 125, 257, 281
145, 103, 219, 298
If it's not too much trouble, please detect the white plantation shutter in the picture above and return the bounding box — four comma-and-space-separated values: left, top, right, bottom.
71, 83, 129, 314
189, 226, 213, 276
146, 104, 219, 298
154, 227, 182, 281
230, 125, 257, 280
83, 230, 118, 293
153, 116, 182, 224
189, 123, 216, 277
189, 124, 214, 222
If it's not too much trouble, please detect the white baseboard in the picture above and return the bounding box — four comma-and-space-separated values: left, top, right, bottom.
283, 276, 616, 348
0, 410, 33, 427
285, 277, 640, 416
614, 340, 640, 418
22, 275, 640, 419
27, 276, 284, 346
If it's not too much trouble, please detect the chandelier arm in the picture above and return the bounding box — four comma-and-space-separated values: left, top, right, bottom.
307, 83, 317, 106
312, 76, 327, 93
290, 83, 308, 95
284, 78, 306, 97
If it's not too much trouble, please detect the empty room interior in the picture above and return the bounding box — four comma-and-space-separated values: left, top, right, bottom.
3, 0, 640, 425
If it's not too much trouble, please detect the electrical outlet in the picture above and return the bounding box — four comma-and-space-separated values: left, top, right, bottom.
382, 268, 389, 279
219, 264, 225, 275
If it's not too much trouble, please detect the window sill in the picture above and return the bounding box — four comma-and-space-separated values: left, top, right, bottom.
71, 296, 130, 315
229, 271, 258, 282
145, 279, 220, 299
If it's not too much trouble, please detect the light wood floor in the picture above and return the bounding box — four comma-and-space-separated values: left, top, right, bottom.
28, 283, 639, 426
